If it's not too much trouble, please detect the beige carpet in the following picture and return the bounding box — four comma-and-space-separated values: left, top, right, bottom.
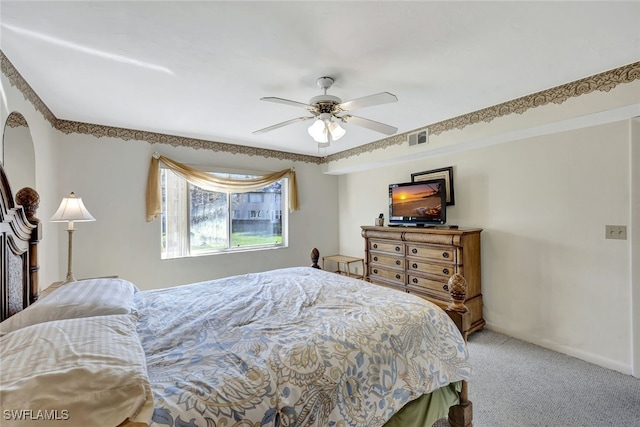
434, 330, 640, 427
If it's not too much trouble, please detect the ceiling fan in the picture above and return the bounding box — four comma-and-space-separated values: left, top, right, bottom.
253, 77, 398, 148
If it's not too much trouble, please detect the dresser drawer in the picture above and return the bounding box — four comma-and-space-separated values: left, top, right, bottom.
407, 260, 455, 279
369, 253, 404, 268
406, 244, 456, 263
370, 266, 405, 285
369, 278, 405, 293
407, 288, 449, 307
369, 240, 404, 255
407, 274, 451, 294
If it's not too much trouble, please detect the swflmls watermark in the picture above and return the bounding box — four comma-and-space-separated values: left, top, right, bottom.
3, 409, 70, 421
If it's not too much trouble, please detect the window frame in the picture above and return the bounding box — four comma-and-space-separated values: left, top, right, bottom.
160, 166, 289, 259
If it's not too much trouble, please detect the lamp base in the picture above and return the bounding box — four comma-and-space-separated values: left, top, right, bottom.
65, 228, 76, 283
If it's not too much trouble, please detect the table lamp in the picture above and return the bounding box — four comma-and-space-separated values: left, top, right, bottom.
50, 192, 95, 282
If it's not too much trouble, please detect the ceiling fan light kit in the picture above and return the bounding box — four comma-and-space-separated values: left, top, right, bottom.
254, 76, 398, 148
327, 120, 346, 140
308, 112, 346, 144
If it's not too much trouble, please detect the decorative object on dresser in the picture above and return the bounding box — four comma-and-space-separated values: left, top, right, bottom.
362, 225, 484, 338
375, 212, 384, 226
50, 192, 95, 282
412, 166, 455, 206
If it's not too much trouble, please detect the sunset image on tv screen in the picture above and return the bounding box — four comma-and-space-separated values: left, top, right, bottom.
392, 183, 442, 218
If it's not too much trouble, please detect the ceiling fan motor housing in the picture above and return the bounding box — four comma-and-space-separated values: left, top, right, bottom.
309, 95, 342, 113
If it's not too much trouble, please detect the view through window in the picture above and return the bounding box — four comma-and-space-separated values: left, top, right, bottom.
161, 169, 287, 258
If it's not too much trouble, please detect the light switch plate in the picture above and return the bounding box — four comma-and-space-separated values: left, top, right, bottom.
605, 225, 627, 240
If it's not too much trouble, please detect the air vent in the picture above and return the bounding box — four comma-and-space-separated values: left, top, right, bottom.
407, 129, 428, 146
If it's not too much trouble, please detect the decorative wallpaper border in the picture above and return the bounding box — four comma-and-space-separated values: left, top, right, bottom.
2, 49, 638, 165
5, 111, 28, 128
55, 119, 321, 163
1, 52, 57, 127
324, 61, 640, 163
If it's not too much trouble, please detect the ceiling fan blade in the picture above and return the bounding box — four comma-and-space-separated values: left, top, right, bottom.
337, 92, 397, 112
260, 97, 315, 111
340, 115, 398, 135
252, 116, 315, 134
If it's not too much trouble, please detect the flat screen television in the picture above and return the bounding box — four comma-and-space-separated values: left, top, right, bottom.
388, 179, 446, 226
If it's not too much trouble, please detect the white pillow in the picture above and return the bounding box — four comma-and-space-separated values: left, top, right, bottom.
0, 314, 153, 427
0, 278, 138, 335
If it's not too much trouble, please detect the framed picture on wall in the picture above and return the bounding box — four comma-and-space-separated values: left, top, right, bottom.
411, 166, 455, 206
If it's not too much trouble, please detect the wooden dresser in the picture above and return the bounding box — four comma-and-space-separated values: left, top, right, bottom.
361, 226, 484, 336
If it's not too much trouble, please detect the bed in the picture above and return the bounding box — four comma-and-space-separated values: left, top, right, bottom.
0, 162, 473, 427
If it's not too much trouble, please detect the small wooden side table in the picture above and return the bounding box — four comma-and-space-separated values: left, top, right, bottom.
38, 281, 66, 301
322, 255, 364, 279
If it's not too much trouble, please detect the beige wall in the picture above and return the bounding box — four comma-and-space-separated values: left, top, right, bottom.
2, 119, 35, 189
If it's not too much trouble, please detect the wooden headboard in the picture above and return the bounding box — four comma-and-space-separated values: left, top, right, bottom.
0, 162, 41, 321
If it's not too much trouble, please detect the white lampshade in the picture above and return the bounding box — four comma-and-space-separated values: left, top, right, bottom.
50, 192, 95, 227
327, 121, 346, 141
308, 119, 328, 143
308, 117, 346, 145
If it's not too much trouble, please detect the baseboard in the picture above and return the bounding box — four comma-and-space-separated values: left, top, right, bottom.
485, 323, 632, 376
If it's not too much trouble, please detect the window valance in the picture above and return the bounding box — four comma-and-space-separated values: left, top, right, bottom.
146, 154, 299, 222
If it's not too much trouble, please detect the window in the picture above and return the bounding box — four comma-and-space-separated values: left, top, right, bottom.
161, 169, 288, 259
248, 193, 264, 203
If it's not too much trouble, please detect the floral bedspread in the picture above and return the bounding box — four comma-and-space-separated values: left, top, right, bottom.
134, 267, 470, 427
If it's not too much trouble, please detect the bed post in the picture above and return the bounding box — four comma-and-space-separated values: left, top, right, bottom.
16, 187, 41, 303
446, 274, 473, 427
310, 247, 320, 269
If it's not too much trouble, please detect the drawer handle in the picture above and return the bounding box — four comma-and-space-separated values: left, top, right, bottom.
412, 263, 418, 269
395, 260, 401, 265
373, 243, 378, 249
443, 284, 449, 291
373, 269, 378, 274
373, 256, 379, 261
412, 248, 418, 254
395, 274, 401, 279
395, 246, 401, 252
442, 268, 449, 275
412, 278, 418, 284
442, 252, 449, 258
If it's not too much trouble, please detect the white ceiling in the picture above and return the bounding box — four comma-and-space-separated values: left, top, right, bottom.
1, 1, 639, 157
